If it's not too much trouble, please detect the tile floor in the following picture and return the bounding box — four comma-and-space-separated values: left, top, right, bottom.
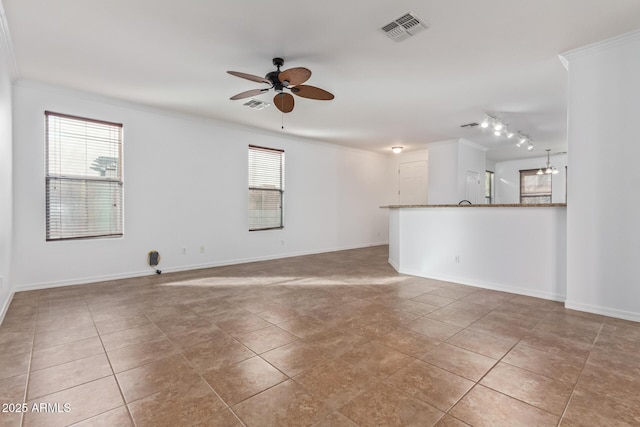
1, 245, 639, 426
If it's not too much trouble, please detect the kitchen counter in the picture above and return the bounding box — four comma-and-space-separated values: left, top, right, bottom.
387, 204, 566, 301
383, 203, 566, 208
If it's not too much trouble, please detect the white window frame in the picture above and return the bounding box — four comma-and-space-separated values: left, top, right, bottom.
45, 111, 124, 241
248, 145, 284, 231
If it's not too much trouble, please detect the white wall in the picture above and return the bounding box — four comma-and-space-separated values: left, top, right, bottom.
389, 206, 567, 301
0, 13, 13, 320
390, 148, 428, 204
427, 139, 487, 205
494, 154, 567, 204
458, 139, 487, 204
427, 140, 459, 204
562, 30, 640, 321
11, 81, 395, 290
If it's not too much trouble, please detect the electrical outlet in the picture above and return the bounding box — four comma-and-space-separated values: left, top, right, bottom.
0, 275, 3, 289
455, 255, 460, 264
281, 240, 285, 246
200, 245, 205, 253
182, 247, 187, 255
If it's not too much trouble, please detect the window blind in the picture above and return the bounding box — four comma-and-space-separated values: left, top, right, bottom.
45, 111, 123, 240
519, 169, 551, 204
248, 145, 284, 231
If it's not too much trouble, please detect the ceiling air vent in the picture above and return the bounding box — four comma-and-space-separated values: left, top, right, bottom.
380, 12, 429, 42
243, 99, 271, 110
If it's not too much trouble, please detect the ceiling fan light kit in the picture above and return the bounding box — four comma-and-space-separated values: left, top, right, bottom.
228, 58, 334, 113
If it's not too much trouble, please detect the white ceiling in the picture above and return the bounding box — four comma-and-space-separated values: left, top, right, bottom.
3, 0, 640, 161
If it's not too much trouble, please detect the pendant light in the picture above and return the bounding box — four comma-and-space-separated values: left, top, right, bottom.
537, 149, 559, 175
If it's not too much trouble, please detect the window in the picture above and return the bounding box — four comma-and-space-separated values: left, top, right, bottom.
45, 111, 123, 240
248, 145, 284, 231
485, 170, 494, 204
520, 169, 551, 204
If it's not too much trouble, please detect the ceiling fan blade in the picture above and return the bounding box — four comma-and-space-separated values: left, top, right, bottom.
273, 93, 294, 113
279, 67, 311, 86
290, 85, 334, 100
230, 88, 269, 100
227, 71, 271, 85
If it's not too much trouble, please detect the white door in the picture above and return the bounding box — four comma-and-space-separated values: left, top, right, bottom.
465, 171, 480, 204
399, 161, 428, 204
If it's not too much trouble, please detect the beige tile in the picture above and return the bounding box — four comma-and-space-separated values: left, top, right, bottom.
33, 324, 98, 350
100, 323, 164, 351
312, 411, 358, 427
0, 352, 30, 380
338, 382, 443, 427
427, 301, 492, 328
562, 387, 640, 426
519, 329, 593, 359
181, 335, 255, 373
213, 313, 273, 337
107, 337, 178, 373
388, 360, 474, 412
480, 362, 574, 415
233, 380, 330, 427
450, 385, 559, 427
379, 328, 441, 358
203, 356, 287, 405
192, 409, 244, 426
5, 246, 640, 427
294, 359, 378, 410
422, 343, 497, 381
0, 374, 27, 427
304, 329, 364, 357
31, 336, 104, 371
115, 354, 201, 403
406, 318, 462, 341
254, 304, 300, 323
412, 293, 457, 308
394, 299, 440, 316
502, 342, 584, 384
434, 414, 471, 427
467, 317, 531, 342
341, 318, 397, 339
0, 328, 33, 356
446, 329, 516, 359
235, 325, 298, 354
261, 340, 331, 377
27, 353, 113, 399
23, 376, 124, 427
70, 406, 133, 426
128, 378, 227, 427
340, 340, 414, 379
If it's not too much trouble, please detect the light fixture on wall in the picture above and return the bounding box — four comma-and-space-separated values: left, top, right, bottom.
480, 114, 533, 150
391, 146, 403, 154
537, 149, 559, 175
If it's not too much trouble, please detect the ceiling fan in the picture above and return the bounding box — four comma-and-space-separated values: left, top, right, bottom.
227, 58, 334, 113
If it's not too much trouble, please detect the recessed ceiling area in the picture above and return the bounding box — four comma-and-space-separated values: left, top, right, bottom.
3, 0, 640, 161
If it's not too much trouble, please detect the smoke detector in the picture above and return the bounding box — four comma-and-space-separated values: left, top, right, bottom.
243, 99, 271, 110
380, 12, 429, 42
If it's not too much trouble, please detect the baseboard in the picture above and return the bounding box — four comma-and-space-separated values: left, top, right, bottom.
398, 269, 566, 302
565, 300, 640, 323
13, 242, 390, 293
388, 258, 400, 272
0, 291, 14, 325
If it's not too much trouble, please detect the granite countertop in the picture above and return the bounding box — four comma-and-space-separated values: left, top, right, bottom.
382, 203, 567, 208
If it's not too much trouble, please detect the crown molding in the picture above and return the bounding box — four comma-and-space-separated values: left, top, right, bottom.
0, 1, 19, 80
560, 28, 640, 63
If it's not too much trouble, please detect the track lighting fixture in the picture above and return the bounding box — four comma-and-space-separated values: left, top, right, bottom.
478, 113, 533, 151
